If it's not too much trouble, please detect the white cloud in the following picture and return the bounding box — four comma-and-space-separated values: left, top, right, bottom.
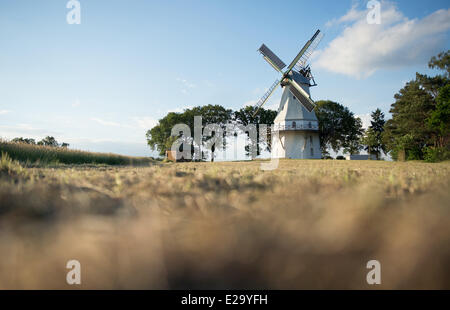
0, 110, 11, 115
167, 106, 193, 113
176, 77, 196, 94
133, 117, 158, 130
243, 100, 257, 107
0, 123, 59, 139
203, 80, 215, 88
71, 99, 81, 107
315, 2, 450, 78
176, 78, 196, 89
91, 116, 160, 130
326, 3, 364, 27
90, 117, 123, 127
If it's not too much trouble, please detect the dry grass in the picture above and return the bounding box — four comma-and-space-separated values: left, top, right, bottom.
0, 155, 449, 289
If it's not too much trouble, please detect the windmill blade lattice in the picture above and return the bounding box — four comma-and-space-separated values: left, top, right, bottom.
293, 31, 324, 72
284, 30, 322, 76
252, 78, 281, 117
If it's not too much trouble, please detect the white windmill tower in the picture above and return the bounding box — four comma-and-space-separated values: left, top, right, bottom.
254, 30, 323, 159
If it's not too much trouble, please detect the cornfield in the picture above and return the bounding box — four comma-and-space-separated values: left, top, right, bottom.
0, 140, 153, 166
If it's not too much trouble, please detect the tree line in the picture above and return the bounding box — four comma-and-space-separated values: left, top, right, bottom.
147, 51, 448, 162
145, 100, 368, 161
10, 136, 69, 148
383, 51, 449, 162
146, 105, 277, 161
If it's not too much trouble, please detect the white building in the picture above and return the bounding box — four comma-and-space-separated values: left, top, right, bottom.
271, 72, 321, 159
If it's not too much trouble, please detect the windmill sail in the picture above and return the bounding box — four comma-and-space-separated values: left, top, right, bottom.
254, 29, 321, 116
252, 78, 281, 116
258, 44, 286, 72
288, 82, 316, 112
293, 31, 324, 71
284, 30, 321, 75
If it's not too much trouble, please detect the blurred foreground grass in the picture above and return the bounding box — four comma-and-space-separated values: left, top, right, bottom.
0, 154, 449, 289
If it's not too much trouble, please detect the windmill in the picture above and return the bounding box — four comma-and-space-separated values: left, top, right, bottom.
254, 29, 323, 159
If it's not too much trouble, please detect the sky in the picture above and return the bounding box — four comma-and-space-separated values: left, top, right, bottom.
0, 0, 449, 157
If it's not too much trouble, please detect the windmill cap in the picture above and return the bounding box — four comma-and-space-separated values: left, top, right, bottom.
288, 71, 310, 85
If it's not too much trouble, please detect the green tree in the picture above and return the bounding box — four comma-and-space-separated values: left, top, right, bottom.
343, 117, 364, 155
427, 84, 450, 148
384, 81, 434, 160
12, 137, 36, 145
384, 51, 449, 160
361, 127, 378, 159
415, 72, 447, 99
423, 83, 450, 162
37, 136, 60, 147
429, 50, 450, 78
370, 109, 386, 136
233, 106, 277, 156
186, 105, 232, 161
146, 112, 187, 156
146, 105, 232, 160
362, 108, 386, 159
314, 100, 364, 156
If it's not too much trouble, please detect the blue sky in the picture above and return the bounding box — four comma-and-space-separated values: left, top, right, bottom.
0, 0, 449, 157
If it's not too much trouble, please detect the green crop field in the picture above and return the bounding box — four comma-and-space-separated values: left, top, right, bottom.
0, 141, 153, 166
0, 153, 449, 289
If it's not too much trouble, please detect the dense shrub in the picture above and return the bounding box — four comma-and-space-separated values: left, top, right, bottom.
424, 147, 450, 163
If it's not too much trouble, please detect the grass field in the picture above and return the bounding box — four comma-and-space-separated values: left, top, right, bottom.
0, 141, 153, 166
0, 154, 449, 289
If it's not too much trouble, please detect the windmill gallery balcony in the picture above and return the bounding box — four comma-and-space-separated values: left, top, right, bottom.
272, 120, 319, 131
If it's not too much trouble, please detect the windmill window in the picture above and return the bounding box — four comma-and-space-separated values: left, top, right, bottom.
292, 121, 296, 128
308, 122, 312, 128
293, 96, 296, 100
